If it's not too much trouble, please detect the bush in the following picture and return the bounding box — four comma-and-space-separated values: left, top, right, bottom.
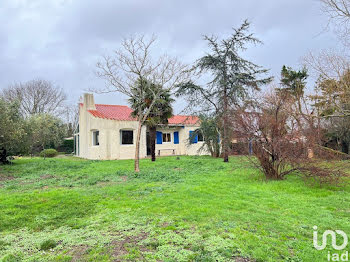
61, 139, 74, 153
39, 239, 57, 251
39, 149, 58, 158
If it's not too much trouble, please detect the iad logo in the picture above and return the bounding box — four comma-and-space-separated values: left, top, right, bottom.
313, 226, 348, 250
313, 226, 349, 261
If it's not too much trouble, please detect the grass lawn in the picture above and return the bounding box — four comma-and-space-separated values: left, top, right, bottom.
0, 156, 349, 261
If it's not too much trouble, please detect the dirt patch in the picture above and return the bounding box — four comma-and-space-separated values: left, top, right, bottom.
120, 176, 128, 182
68, 244, 90, 261
111, 232, 150, 261
98, 176, 128, 187
97, 181, 116, 187
0, 174, 15, 182
161, 222, 170, 227
40, 174, 56, 179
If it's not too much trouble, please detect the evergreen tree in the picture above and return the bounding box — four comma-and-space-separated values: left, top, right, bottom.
0, 98, 26, 163
280, 65, 308, 98
177, 20, 272, 162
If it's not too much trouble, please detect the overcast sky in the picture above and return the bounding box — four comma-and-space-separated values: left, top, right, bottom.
0, 0, 340, 113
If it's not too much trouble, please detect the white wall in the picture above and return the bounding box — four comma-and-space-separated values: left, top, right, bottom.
77, 94, 209, 160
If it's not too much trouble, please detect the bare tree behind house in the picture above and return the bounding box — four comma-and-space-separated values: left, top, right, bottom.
303, 51, 350, 153
2, 79, 67, 117
96, 35, 189, 172
304, 50, 350, 116
61, 103, 79, 137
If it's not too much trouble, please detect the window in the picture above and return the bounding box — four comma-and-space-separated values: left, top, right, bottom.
198, 131, 204, 142
121, 130, 133, 145
162, 133, 171, 143
92, 130, 99, 146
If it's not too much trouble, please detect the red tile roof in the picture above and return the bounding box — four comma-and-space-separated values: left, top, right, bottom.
168, 115, 199, 125
81, 104, 199, 125
88, 104, 136, 121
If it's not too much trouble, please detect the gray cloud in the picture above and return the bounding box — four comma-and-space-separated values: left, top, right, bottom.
0, 0, 339, 112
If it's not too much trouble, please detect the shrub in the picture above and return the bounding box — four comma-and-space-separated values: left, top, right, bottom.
234, 91, 349, 185
39, 239, 57, 251
39, 149, 58, 158
62, 139, 74, 154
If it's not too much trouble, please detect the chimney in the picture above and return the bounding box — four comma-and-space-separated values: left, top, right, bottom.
83, 93, 96, 110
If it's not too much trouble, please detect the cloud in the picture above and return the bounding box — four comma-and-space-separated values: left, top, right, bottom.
0, 0, 339, 112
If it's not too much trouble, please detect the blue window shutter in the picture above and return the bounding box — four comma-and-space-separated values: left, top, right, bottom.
189, 131, 197, 144
174, 132, 179, 144
156, 131, 163, 144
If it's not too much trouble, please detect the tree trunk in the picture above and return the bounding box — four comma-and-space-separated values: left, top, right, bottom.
0, 147, 8, 164
150, 126, 156, 162
223, 88, 229, 162
134, 119, 142, 172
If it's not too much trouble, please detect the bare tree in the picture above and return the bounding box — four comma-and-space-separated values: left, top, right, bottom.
1, 79, 67, 117
321, 0, 350, 20
320, 0, 350, 44
304, 50, 350, 81
234, 90, 347, 185
61, 103, 79, 137
96, 35, 189, 172
304, 50, 350, 116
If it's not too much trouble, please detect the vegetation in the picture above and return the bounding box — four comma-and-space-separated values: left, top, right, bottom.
191, 114, 221, 157
1, 79, 66, 117
0, 79, 78, 162
0, 98, 26, 164
39, 240, 57, 251
26, 114, 66, 155
60, 139, 74, 154
39, 149, 58, 158
0, 156, 349, 261
177, 20, 272, 163
2, 4, 350, 261
129, 79, 174, 162
96, 35, 189, 172
310, 70, 350, 153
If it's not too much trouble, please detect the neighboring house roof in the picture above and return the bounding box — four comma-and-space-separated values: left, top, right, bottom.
81, 103, 199, 125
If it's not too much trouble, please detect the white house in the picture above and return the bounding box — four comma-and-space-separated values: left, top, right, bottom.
74, 93, 209, 160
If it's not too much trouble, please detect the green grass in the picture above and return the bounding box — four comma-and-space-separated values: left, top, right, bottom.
0, 156, 349, 261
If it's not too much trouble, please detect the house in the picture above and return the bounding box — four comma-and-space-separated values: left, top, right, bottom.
74, 93, 209, 160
